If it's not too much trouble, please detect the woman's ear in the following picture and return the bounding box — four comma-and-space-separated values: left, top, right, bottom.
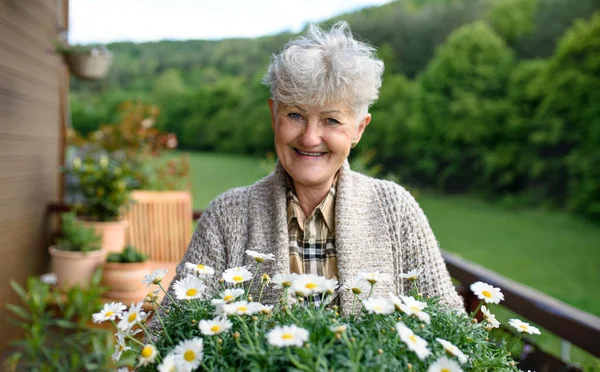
354, 113, 372, 143
268, 98, 276, 133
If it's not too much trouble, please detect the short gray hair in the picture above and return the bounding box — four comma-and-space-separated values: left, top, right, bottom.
263, 21, 384, 115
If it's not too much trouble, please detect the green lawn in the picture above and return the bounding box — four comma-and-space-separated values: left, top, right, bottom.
182, 151, 600, 368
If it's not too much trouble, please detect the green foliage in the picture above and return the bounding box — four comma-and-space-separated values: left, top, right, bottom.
411, 21, 514, 192
64, 154, 135, 221
486, 0, 539, 45
56, 212, 102, 252
5, 270, 113, 371
530, 12, 600, 220
106, 245, 148, 263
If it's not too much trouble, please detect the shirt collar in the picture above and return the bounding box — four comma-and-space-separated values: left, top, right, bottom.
286, 173, 338, 232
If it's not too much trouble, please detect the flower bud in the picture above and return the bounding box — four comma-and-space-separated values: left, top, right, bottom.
261, 273, 271, 284
99, 155, 108, 168
72, 157, 82, 170
378, 349, 383, 354
251, 316, 258, 322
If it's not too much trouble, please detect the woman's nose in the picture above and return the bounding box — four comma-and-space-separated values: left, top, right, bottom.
299, 121, 322, 148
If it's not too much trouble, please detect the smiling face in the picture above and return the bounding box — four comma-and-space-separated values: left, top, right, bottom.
269, 99, 371, 191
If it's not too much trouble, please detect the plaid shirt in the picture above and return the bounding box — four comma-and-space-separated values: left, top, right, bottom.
286, 174, 339, 305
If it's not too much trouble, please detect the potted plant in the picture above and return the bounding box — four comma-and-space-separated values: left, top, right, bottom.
49, 212, 105, 290
102, 245, 150, 301
55, 42, 113, 81
64, 153, 135, 253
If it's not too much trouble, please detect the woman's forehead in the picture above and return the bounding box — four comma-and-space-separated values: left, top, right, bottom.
279, 102, 352, 115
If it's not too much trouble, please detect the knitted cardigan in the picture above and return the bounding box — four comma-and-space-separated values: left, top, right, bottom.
160, 161, 464, 314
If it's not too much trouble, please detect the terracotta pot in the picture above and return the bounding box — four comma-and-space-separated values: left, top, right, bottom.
102, 261, 151, 301
80, 219, 129, 254
49, 246, 105, 290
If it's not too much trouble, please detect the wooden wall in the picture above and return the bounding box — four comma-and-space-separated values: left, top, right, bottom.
0, 0, 67, 353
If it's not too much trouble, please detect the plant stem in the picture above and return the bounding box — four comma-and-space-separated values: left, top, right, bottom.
157, 282, 181, 312
286, 348, 313, 372
152, 303, 173, 344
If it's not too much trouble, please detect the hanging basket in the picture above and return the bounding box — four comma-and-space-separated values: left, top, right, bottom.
65, 53, 113, 81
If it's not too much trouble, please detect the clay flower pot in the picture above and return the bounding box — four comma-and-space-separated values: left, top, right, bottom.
102, 261, 151, 301
80, 219, 129, 254
49, 246, 105, 290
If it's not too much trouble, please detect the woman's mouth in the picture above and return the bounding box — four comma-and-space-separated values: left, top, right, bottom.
294, 148, 326, 157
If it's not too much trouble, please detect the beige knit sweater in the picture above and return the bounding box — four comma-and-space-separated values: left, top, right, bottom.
160, 161, 464, 314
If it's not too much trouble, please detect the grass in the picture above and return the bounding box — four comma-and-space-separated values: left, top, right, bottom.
180, 151, 600, 368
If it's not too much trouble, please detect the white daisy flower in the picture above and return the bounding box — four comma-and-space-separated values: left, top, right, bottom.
291, 274, 328, 296
173, 274, 206, 300
399, 295, 431, 324
260, 304, 274, 315
222, 300, 263, 316
157, 353, 176, 372
509, 319, 541, 335
470, 281, 504, 304
245, 250, 276, 263
436, 338, 468, 364
399, 268, 423, 281
358, 272, 392, 284
142, 268, 168, 287
137, 344, 159, 367
362, 297, 395, 315
212, 288, 245, 305
271, 273, 298, 289
427, 356, 464, 372
395, 322, 431, 360
184, 262, 215, 278
173, 337, 204, 371
111, 333, 131, 362
117, 302, 146, 331
343, 277, 371, 295
199, 317, 233, 336
92, 302, 126, 323
481, 306, 500, 329
222, 267, 253, 285
266, 325, 309, 347
321, 278, 339, 295
330, 324, 348, 333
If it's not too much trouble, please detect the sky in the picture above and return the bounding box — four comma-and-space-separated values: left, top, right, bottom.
69, 0, 394, 44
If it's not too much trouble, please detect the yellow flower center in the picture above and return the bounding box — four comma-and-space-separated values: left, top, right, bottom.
367, 278, 376, 284
237, 306, 248, 312
105, 311, 114, 317
196, 264, 205, 269
411, 306, 420, 312
374, 306, 382, 311
352, 288, 362, 294
305, 283, 317, 289
186, 288, 198, 297
223, 295, 234, 301
233, 275, 243, 282
128, 313, 137, 322
255, 257, 265, 263
408, 335, 417, 344
184, 350, 196, 362
482, 290, 492, 298
210, 325, 221, 332
281, 333, 294, 340
141, 345, 153, 358
282, 281, 292, 288
520, 325, 528, 330
441, 369, 450, 372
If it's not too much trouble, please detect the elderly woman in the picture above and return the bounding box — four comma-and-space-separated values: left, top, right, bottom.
164, 22, 463, 313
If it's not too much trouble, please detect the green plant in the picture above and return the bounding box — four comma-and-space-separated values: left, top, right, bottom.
95, 257, 530, 371
54, 40, 112, 57
106, 245, 148, 263
64, 154, 135, 222
55, 212, 102, 252
5, 269, 114, 371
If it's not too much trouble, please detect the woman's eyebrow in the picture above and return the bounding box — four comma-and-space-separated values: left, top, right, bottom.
320, 110, 343, 115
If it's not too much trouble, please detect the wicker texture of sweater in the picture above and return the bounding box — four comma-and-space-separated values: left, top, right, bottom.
161, 161, 464, 314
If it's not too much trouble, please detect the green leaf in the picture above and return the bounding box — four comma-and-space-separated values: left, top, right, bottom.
5, 304, 30, 320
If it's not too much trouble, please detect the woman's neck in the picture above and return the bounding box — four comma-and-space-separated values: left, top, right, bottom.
292, 178, 334, 217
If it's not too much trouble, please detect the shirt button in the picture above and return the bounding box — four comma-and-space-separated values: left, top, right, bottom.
308, 238, 316, 245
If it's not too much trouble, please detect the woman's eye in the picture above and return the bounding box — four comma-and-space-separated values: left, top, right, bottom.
326, 118, 341, 125
288, 112, 303, 121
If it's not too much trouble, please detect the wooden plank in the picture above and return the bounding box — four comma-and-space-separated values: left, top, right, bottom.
0, 47, 59, 95
0, 193, 57, 226
0, 93, 60, 121
0, 20, 61, 71
10, 0, 57, 36
0, 88, 58, 111
443, 251, 600, 358
0, 114, 60, 138
0, 1, 53, 48
0, 70, 60, 106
